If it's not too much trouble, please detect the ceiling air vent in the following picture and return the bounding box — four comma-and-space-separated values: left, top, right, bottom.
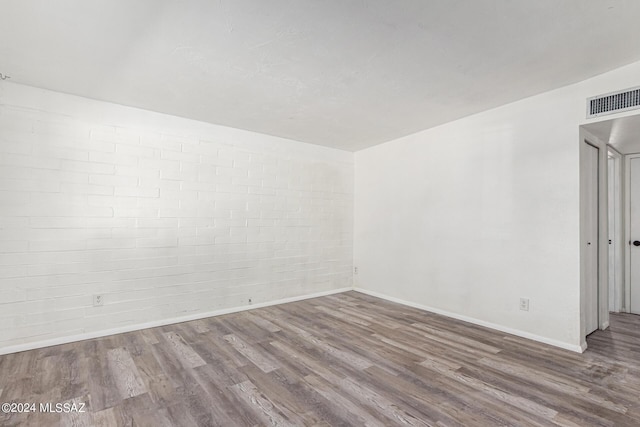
587, 86, 640, 118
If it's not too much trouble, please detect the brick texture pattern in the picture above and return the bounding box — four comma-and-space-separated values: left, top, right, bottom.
0, 87, 354, 349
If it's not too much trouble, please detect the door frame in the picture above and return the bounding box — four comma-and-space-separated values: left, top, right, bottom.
624, 152, 640, 313
608, 147, 624, 313
580, 130, 610, 347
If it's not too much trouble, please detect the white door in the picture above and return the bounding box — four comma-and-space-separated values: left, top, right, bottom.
583, 142, 599, 334
629, 157, 640, 314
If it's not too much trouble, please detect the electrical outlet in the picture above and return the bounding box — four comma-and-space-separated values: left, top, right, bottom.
248, 298, 252, 304
93, 294, 104, 307
354, 266, 359, 275
519, 298, 529, 311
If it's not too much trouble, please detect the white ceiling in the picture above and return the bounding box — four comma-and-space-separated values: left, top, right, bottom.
2, 1, 640, 151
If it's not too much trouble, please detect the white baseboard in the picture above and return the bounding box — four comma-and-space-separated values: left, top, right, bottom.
354, 288, 585, 353
580, 341, 588, 352
0, 287, 354, 356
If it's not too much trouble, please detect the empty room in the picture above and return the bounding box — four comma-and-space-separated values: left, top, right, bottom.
2, 1, 640, 425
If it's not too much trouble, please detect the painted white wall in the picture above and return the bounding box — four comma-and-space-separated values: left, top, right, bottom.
0, 82, 353, 352
354, 60, 640, 352
3, 59, 640, 355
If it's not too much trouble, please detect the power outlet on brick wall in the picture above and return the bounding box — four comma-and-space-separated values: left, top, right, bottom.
93, 294, 104, 307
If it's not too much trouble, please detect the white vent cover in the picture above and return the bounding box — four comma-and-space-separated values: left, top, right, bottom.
587, 86, 640, 118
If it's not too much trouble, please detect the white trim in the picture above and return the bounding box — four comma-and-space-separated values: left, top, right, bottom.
354, 288, 585, 353
0, 287, 354, 356
606, 147, 624, 314
580, 341, 588, 352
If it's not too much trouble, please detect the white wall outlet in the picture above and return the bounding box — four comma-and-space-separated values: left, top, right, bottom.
519, 298, 529, 311
93, 294, 104, 307
354, 266, 359, 275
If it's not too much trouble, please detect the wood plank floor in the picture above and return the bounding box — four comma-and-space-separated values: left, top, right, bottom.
1, 291, 639, 426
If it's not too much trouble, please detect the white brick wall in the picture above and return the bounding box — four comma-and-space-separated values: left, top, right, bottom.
0, 83, 354, 351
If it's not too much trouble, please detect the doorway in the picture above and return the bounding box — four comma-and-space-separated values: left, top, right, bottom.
581, 114, 640, 337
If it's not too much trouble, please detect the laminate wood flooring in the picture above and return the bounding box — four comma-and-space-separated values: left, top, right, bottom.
1, 291, 639, 426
